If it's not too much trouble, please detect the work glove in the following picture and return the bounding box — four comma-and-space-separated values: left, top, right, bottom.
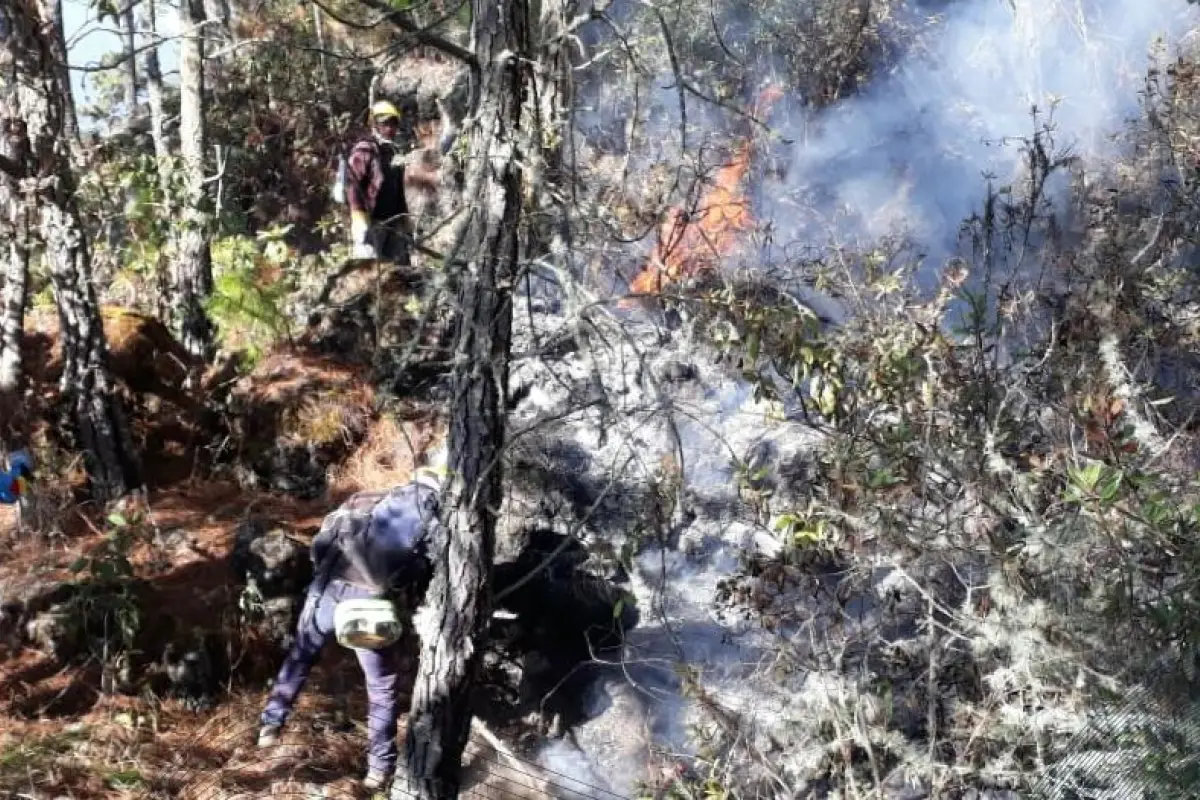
349, 211, 376, 258
349, 210, 370, 246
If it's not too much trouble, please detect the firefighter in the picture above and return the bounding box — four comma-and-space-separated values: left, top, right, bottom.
257, 456, 446, 792
346, 100, 411, 265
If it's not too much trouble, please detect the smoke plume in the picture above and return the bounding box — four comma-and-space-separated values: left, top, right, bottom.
761, 0, 1200, 274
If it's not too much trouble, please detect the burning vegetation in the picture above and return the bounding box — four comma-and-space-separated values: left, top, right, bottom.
625, 86, 785, 301
5, 1, 1200, 799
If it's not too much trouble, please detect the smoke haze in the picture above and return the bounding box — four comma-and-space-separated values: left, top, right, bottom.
760, 0, 1200, 272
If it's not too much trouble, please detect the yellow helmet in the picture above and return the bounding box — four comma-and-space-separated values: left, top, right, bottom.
370, 100, 401, 122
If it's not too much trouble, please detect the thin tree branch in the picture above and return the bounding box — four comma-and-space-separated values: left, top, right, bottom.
66, 33, 173, 72
346, 0, 479, 69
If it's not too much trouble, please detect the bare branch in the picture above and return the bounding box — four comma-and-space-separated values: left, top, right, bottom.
345, 0, 479, 69
66, 32, 174, 72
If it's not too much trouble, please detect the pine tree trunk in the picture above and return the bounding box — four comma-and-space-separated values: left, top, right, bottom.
526, 1, 575, 268
397, 1, 528, 797
39, 0, 80, 149
175, 0, 214, 359
138, 0, 170, 185
136, 0, 173, 321
0, 90, 31, 396
1, 0, 142, 501
0, 229, 29, 394
119, 1, 138, 129
203, 0, 230, 38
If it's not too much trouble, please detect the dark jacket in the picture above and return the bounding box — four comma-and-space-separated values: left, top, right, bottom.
310, 481, 438, 600
346, 136, 407, 225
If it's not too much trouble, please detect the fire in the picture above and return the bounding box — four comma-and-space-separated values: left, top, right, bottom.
624, 86, 784, 302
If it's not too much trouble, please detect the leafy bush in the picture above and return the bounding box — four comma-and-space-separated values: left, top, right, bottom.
669, 92, 1200, 795
205, 228, 296, 364
61, 509, 153, 691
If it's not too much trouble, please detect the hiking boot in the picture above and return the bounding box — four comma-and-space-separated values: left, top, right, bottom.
256, 724, 282, 747
363, 769, 391, 791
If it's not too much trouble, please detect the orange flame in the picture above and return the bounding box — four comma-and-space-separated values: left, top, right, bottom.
624, 86, 784, 303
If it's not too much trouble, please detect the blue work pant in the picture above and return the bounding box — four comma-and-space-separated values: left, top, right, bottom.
260, 579, 399, 776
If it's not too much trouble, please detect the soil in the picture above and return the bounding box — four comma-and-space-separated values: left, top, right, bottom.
0, 337, 447, 798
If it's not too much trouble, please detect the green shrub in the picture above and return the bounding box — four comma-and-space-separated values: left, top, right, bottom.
206, 227, 295, 364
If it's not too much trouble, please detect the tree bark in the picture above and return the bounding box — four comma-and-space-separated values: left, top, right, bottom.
119, 0, 138, 129
136, 0, 173, 321
1, 0, 142, 501
174, 0, 215, 359
526, 0, 576, 266
138, 0, 170, 184
0, 208, 29, 395
0, 107, 31, 397
40, 0, 80, 149
203, 0, 230, 37
397, 1, 528, 798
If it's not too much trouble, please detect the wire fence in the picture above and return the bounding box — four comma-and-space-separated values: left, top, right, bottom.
1030, 653, 1200, 800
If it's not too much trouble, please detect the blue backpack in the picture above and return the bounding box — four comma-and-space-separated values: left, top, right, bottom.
310, 482, 439, 597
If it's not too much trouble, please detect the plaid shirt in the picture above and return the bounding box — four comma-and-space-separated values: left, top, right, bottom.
345, 136, 407, 224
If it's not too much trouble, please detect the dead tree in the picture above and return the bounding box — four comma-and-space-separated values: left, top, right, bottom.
395, 0, 529, 796
0, 0, 142, 500
174, 0, 215, 359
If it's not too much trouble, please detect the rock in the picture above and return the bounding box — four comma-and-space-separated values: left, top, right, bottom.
556, 677, 652, 795
154, 628, 230, 711
1, 580, 74, 651
231, 518, 313, 598
882, 769, 931, 800
258, 596, 303, 648
224, 352, 374, 498
25, 603, 82, 661
263, 444, 328, 499
20, 578, 156, 677
884, 788, 929, 800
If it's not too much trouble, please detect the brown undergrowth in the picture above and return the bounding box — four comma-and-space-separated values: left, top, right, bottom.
0, 340, 444, 798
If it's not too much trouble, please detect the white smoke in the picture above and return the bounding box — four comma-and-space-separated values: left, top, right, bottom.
761, 0, 1200, 274
529, 1, 1200, 794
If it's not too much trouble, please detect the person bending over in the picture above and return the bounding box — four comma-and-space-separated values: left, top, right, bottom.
257, 458, 445, 791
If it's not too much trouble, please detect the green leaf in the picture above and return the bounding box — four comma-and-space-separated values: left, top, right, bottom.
93, 0, 119, 24
107, 512, 127, 528
107, 769, 145, 789
868, 468, 899, 489
68, 557, 88, 573
1098, 469, 1123, 504
746, 330, 760, 363
773, 513, 798, 534
612, 597, 625, 620
793, 521, 826, 547
1068, 461, 1104, 494
818, 382, 837, 417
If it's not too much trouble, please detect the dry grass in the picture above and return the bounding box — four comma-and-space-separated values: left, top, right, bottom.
329, 414, 444, 497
